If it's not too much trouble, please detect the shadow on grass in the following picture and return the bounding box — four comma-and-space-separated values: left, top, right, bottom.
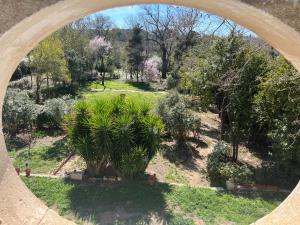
41, 137, 69, 161
5, 135, 27, 151
66, 180, 178, 225
223, 190, 289, 203
126, 81, 154, 91
160, 142, 202, 172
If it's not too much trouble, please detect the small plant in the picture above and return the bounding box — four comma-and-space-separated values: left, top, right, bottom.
32, 130, 47, 139
207, 141, 254, 186
157, 92, 197, 143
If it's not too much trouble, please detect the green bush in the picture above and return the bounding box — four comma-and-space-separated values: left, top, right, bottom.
8, 77, 31, 90
164, 76, 179, 90
67, 95, 163, 178
119, 146, 148, 178
37, 95, 74, 130
157, 92, 197, 142
3, 88, 38, 134
207, 141, 254, 186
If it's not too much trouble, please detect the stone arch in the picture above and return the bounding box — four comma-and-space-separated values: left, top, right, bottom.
0, 0, 299, 224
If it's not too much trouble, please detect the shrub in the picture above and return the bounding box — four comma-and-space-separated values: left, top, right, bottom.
67, 95, 163, 178
8, 77, 31, 89
164, 76, 179, 90
3, 88, 38, 134
37, 95, 74, 130
157, 92, 197, 142
207, 141, 254, 186
119, 146, 148, 178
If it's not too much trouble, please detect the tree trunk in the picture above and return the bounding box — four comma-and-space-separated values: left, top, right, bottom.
101, 57, 105, 86
232, 139, 239, 162
30, 73, 33, 89
161, 46, 168, 79
86, 161, 106, 177
36, 76, 41, 104
46, 75, 50, 99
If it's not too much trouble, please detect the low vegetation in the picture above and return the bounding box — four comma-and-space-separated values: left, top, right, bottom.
23, 176, 287, 225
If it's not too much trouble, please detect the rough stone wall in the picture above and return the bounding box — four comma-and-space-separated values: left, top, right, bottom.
1, 0, 300, 36
0, 0, 62, 35
241, 0, 300, 33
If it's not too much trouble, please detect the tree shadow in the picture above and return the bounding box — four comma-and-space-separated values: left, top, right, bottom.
251, 161, 300, 190
41, 137, 69, 161
126, 81, 154, 91
200, 123, 220, 140
66, 180, 176, 225
5, 134, 27, 151
160, 142, 202, 172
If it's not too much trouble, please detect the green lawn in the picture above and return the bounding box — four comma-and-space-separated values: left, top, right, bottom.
9, 139, 69, 173
89, 80, 155, 91
83, 90, 166, 106
22, 177, 286, 225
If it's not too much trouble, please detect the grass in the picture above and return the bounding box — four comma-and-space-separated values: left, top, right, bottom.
165, 165, 189, 184
83, 90, 166, 107
89, 80, 154, 91
22, 177, 286, 225
9, 139, 69, 173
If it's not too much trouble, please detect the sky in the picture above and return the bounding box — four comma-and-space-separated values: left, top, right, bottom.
91, 4, 256, 37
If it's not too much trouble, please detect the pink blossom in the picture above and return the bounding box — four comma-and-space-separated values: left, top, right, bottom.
86, 36, 112, 57
144, 56, 161, 81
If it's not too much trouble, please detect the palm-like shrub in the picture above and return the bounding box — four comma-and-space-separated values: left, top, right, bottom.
67, 95, 163, 178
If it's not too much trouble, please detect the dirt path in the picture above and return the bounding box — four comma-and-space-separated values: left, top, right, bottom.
147, 111, 221, 187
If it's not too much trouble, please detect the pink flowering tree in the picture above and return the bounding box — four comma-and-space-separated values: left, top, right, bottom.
86, 36, 112, 86
143, 56, 161, 82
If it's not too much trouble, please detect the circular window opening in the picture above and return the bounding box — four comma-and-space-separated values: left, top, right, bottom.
1, 1, 300, 225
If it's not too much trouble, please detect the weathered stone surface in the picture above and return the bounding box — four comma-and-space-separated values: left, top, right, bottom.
241, 0, 300, 33
0, 1, 299, 224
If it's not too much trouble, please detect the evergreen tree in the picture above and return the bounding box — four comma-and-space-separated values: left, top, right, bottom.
127, 25, 144, 82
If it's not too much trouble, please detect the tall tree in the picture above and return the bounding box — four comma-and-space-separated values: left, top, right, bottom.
172, 8, 200, 75
59, 22, 89, 82
127, 24, 144, 82
88, 14, 113, 38
141, 5, 175, 79
30, 34, 71, 103
86, 36, 112, 86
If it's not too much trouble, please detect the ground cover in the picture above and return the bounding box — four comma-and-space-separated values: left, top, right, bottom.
23, 176, 286, 225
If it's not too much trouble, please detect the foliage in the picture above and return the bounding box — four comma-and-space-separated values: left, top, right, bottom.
67, 95, 163, 177
86, 36, 112, 58
207, 141, 254, 186
180, 33, 269, 161
30, 34, 71, 103
86, 36, 112, 85
144, 55, 161, 81
3, 88, 38, 134
157, 92, 197, 142
127, 25, 144, 82
254, 56, 300, 164
11, 57, 31, 81
8, 77, 31, 89
119, 146, 148, 178
164, 75, 179, 90
36, 95, 75, 130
